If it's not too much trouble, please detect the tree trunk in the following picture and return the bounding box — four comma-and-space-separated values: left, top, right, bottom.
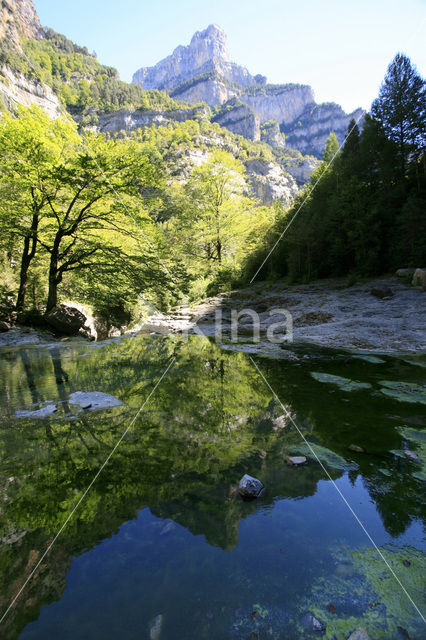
46, 233, 62, 313
16, 213, 38, 313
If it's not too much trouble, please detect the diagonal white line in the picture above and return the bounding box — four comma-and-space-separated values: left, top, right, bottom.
248, 355, 426, 625
0, 356, 175, 625
249, 113, 364, 284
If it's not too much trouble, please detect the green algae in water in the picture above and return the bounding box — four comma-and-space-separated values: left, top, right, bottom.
300, 545, 426, 640
310, 372, 372, 391
289, 442, 358, 471
352, 355, 385, 364
395, 426, 426, 482
379, 380, 426, 405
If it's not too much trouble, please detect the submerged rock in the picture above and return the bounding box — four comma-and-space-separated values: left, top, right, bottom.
302, 612, 325, 633
149, 614, 163, 640
310, 372, 371, 392
286, 455, 307, 466
404, 450, 420, 462
15, 404, 57, 419
348, 628, 373, 640
348, 444, 364, 453
68, 391, 123, 411
238, 474, 264, 498
379, 380, 426, 405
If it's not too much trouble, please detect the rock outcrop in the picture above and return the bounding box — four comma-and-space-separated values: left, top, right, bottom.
212, 98, 260, 141
246, 158, 298, 206
76, 104, 209, 135
132, 25, 365, 158
0, 66, 61, 116
0, 0, 44, 47
133, 24, 254, 94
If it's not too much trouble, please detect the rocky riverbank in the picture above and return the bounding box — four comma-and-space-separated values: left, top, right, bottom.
141, 276, 426, 354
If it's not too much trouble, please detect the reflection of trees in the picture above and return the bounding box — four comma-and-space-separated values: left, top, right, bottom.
0, 336, 423, 638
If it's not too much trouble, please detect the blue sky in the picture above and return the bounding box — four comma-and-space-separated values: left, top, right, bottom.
33, 0, 425, 113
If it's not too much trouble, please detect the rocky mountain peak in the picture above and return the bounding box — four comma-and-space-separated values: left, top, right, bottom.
132, 24, 254, 92
189, 23, 229, 61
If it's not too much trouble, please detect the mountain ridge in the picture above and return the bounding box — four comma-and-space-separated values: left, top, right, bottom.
133, 24, 364, 157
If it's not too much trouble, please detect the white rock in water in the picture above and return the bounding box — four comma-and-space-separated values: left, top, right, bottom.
286, 456, 307, 466
404, 449, 420, 461
68, 391, 123, 411
149, 614, 163, 640
238, 474, 264, 498
15, 404, 57, 419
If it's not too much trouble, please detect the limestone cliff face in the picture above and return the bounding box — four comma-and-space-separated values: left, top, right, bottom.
212, 99, 260, 141
76, 105, 210, 135
0, 0, 43, 47
282, 103, 365, 157
245, 159, 298, 206
133, 24, 254, 92
132, 25, 364, 159
0, 66, 61, 116
240, 84, 314, 125
170, 76, 239, 108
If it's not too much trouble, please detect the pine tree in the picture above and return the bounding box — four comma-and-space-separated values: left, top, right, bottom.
371, 53, 425, 173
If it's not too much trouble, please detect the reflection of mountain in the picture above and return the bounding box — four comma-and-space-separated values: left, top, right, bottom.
0, 336, 424, 637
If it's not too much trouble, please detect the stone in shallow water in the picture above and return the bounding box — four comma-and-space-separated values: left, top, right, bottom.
149, 614, 163, 640
15, 404, 57, 418
348, 444, 364, 453
286, 455, 307, 466
238, 474, 264, 498
379, 380, 426, 405
310, 372, 371, 392
68, 391, 123, 411
302, 612, 325, 633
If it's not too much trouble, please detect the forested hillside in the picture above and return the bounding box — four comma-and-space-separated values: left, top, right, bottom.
242, 54, 426, 284
0, 0, 424, 334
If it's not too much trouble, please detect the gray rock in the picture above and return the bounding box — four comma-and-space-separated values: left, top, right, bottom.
396, 268, 415, 277
45, 305, 87, 336
348, 444, 364, 453
286, 455, 307, 466
404, 449, 420, 461
238, 474, 264, 498
302, 613, 326, 633
412, 268, 426, 290
68, 391, 123, 411
0, 320, 10, 332
149, 614, 163, 640
15, 404, 57, 419
370, 287, 393, 299
347, 628, 373, 640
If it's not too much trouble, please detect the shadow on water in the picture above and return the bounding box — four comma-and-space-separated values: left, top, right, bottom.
0, 334, 424, 639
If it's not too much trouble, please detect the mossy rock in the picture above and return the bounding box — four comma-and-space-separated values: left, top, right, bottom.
289, 442, 358, 471
310, 372, 372, 392
378, 381, 426, 405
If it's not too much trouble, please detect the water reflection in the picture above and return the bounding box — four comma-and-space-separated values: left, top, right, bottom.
0, 335, 424, 638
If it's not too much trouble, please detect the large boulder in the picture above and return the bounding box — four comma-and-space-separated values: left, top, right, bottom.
412, 268, 426, 290
238, 474, 264, 498
0, 320, 10, 332
395, 268, 415, 277
45, 305, 88, 336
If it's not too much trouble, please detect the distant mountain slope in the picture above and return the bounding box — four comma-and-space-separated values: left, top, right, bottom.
133, 25, 364, 158
0, 1, 318, 200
